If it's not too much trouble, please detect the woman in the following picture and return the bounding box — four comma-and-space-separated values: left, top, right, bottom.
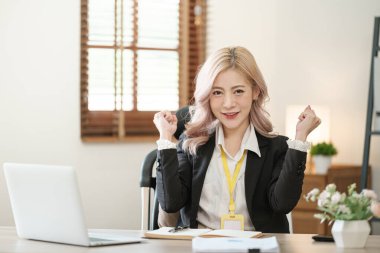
153, 46, 320, 233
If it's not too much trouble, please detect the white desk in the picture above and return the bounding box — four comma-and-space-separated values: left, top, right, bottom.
0, 227, 379, 253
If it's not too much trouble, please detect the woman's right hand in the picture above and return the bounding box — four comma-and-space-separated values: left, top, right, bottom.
153, 110, 178, 141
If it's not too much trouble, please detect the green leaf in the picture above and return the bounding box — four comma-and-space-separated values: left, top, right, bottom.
310, 142, 338, 156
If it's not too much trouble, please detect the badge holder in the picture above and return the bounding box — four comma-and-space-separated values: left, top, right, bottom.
221, 213, 244, 230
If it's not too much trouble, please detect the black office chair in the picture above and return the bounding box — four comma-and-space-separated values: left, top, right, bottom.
139, 106, 190, 230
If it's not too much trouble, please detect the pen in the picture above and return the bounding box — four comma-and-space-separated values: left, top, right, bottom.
168, 225, 189, 233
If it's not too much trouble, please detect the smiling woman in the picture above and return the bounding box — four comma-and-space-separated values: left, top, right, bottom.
80, 0, 207, 140
152, 46, 321, 232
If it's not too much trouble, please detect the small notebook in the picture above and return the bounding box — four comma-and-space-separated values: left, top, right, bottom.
144, 227, 262, 240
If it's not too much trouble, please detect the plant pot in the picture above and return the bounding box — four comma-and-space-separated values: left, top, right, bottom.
331, 220, 371, 248
313, 155, 331, 174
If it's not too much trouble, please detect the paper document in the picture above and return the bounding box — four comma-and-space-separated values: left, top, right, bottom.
144, 227, 262, 240
192, 236, 279, 252
200, 229, 262, 238
144, 227, 211, 240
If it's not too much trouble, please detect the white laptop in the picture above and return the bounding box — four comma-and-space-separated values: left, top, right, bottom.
3, 163, 142, 247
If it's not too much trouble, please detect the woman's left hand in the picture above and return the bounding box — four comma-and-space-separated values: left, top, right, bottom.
295, 105, 321, 141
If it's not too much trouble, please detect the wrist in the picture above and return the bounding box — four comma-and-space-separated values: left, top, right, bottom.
295, 131, 307, 142
160, 133, 174, 142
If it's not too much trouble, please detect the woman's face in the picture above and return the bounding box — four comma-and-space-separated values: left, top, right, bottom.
209, 68, 256, 135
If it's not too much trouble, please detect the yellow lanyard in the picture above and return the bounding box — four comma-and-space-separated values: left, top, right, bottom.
220, 146, 247, 214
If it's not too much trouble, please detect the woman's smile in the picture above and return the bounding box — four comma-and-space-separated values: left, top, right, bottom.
222, 112, 239, 120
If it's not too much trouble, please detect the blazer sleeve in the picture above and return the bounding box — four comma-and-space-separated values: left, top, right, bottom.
267, 137, 307, 213
156, 137, 193, 213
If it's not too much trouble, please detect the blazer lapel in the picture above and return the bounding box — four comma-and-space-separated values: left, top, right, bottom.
245, 132, 269, 223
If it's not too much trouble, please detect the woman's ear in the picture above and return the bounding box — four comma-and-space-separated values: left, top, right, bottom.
252, 87, 260, 101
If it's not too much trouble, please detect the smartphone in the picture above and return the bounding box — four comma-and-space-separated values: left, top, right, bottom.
312, 235, 334, 242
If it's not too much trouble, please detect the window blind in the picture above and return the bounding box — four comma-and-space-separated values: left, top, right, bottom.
80, 0, 206, 141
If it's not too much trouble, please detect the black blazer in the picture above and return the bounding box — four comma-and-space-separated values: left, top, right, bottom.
156, 131, 307, 233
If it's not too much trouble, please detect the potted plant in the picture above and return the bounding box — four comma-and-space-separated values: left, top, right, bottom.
310, 142, 337, 174
305, 183, 380, 248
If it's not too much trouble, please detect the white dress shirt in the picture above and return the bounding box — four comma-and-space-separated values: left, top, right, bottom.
197, 124, 259, 230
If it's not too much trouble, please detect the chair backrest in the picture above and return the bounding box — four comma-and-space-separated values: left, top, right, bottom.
140, 149, 159, 230
286, 212, 293, 234
139, 107, 190, 230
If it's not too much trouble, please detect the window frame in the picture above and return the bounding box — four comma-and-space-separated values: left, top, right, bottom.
80, 0, 206, 142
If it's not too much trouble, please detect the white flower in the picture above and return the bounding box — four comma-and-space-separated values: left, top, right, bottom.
308, 188, 320, 196
331, 192, 342, 205
317, 191, 330, 207
326, 184, 336, 192
303, 183, 379, 222
306, 188, 320, 201
337, 204, 351, 214
362, 189, 378, 200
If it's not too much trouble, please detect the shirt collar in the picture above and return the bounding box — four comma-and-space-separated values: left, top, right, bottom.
215, 123, 261, 158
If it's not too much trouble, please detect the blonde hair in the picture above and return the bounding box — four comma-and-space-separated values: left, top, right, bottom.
183, 46, 275, 155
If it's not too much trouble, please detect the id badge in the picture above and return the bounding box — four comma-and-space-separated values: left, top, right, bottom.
221, 213, 244, 230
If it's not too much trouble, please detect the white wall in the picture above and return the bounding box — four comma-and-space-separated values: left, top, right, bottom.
208, 0, 380, 184
0, 0, 380, 231
0, 0, 156, 229
208, 0, 380, 233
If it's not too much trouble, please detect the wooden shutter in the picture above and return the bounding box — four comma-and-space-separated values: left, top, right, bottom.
80, 0, 206, 141
186, 0, 206, 103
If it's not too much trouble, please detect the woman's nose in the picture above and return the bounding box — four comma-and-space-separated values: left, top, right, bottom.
223, 93, 236, 108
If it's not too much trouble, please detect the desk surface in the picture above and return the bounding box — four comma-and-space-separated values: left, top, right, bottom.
0, 227, 379, 253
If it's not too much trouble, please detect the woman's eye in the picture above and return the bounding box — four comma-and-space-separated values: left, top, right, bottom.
212, 90, 222, 96
234, 89, 245, 95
